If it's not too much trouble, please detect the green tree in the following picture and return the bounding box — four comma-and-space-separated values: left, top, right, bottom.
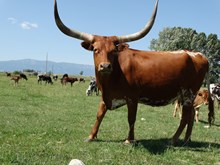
150, 27, 197, 51
190, 32, 207, 53
204, 34, 220, 83
79, 71, 84, 76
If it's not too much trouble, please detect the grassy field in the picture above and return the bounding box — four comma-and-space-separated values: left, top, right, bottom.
0, 73, 220, 165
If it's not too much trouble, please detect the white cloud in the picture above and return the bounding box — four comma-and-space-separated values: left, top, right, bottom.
8, 17, 17, 24
7, 17, 39, 30
20, 21, 38, 30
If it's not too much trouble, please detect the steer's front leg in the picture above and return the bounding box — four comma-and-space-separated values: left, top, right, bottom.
125, 99, 138, 144
87, 100, 107, 142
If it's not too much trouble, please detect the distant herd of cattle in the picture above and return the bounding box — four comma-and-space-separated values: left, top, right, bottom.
6, 72, 99, 96
37, 73, 86, 85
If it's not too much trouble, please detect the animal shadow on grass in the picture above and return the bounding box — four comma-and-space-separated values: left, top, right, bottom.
199, 119, 220, 127
92, 138, 220, 155
135, 138, 220, 154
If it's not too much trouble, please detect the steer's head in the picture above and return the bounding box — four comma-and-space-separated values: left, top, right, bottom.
81, 36, 118, 74
54, 0, 158, 75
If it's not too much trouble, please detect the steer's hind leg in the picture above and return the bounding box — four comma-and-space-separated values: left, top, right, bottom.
172, 109, 187, 145
183, 106, 195, 144
87, 100, 107, 142
172, 104, 194, 145
172, 89, 195, 145
125, 99, 138, 144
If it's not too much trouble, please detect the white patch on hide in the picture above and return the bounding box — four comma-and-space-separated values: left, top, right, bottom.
169, 50, 185, 54
169, 50, 203, 58
111, 99, 126, 109
185, 51, 202, 57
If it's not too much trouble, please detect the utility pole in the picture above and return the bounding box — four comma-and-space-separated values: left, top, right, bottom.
46, 53, 48, 74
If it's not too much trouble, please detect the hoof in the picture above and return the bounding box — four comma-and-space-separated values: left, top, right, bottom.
84, 138, 94, 142
124, 139, 136, 144
170, 138, 178, 146
170, 140, 176, 146
204, 125, 210, 128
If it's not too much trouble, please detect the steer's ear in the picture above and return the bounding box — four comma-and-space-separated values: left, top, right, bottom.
117, 43, 129, 52
81, 41, 93, 51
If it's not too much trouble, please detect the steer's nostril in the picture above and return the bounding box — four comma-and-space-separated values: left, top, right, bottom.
99, 63, 112, 73
101, 63, 110, 69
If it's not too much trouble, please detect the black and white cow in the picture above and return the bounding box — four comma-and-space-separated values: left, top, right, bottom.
86, 79, 99, 96
210, 83, 220, 108
38, 74, 53, 85
53, 74, 58, 81
20, 73, 28, 80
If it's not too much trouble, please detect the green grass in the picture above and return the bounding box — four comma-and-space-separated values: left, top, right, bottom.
0, 73, 220, 164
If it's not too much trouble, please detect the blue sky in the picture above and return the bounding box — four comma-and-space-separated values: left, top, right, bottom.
0, 0, 219, 65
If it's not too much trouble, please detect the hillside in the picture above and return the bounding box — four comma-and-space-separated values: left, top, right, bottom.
0, 59, 95, 76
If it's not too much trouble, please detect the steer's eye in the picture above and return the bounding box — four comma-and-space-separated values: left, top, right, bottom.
94, 48, 99, 54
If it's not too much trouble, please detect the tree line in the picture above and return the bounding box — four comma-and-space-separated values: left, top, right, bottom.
149, 27, 220, 85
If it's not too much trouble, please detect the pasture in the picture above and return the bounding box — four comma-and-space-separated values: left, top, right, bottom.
0, 73, 220, 164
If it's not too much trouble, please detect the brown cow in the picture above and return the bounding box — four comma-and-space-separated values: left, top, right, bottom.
173, 89, 209, 123
79, 78, 85, 83
11, 76, 21, 86
54, 0, 213, 145
62, 77, 78, 87
6, 72, 11, 77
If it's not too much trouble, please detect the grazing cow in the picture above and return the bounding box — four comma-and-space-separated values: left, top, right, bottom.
20, 73, 28, 80
53, 75, 58, 81
61, 74, 68, 85
79, 78, 85, 83
38, 75, 53, 85
11, 76, 21, 86
6, 72, 11, 77
54, 0, 213, 145
62, 77, 78, 86
173, 89, 210, 123
86, 79, 99, 96
62, 73, 68, 78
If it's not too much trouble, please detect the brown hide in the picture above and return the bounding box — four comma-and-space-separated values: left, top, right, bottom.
82, 38, 208, 109
100, 50, 208, 109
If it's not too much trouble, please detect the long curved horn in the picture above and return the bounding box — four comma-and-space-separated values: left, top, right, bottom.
54, 0, 158, 43
54, 0, 94, 42
117, 0, 159, 43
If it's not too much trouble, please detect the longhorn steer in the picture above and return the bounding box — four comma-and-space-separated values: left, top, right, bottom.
54, 0, 212, 145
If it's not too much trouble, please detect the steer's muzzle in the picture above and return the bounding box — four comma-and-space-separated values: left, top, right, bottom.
204, 101, 209, 105
98, 62, 112, 73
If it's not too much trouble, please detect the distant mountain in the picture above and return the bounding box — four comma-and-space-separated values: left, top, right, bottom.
0, 59, 95, 76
